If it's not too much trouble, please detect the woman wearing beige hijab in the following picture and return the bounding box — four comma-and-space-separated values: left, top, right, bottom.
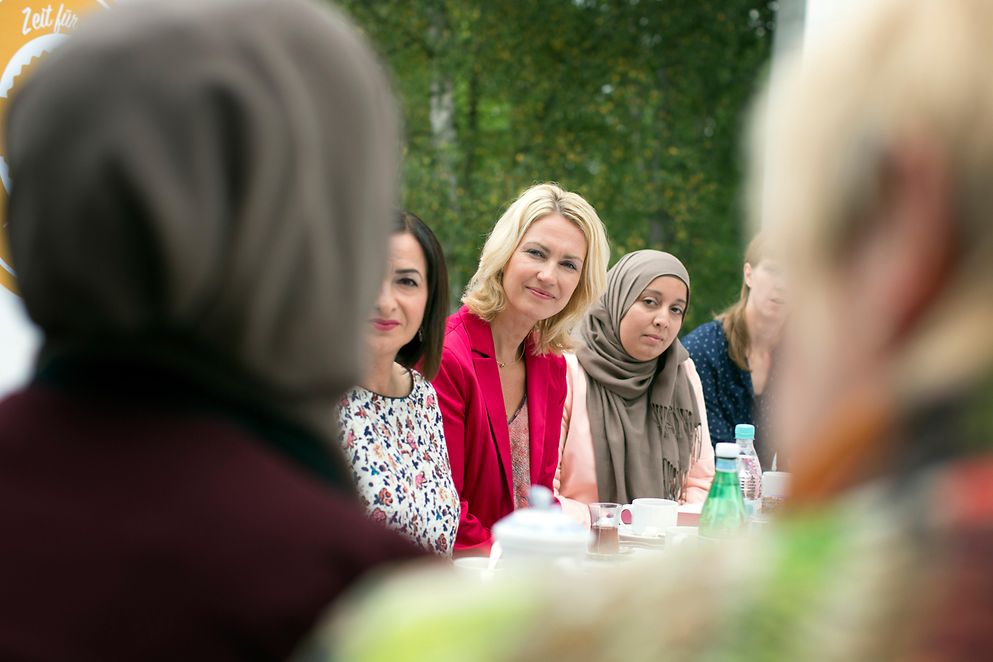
556, 250, 714, 524
0, 1, 422, 660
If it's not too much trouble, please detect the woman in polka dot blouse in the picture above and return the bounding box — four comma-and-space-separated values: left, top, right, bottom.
682, 234, 786, 468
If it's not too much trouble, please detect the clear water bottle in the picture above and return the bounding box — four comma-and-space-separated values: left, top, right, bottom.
699, 443, 748, 541
735, 423, 762, 517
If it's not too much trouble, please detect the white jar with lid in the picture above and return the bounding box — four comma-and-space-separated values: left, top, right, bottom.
491, 485, 590, 564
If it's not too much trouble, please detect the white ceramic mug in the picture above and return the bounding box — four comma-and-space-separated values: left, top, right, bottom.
621, 498, 678, 536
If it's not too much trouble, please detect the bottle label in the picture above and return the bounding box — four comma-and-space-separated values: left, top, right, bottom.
715, 457, 737, 472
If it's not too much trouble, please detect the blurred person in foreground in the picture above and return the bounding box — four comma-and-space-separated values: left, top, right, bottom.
0, 1, 424, 659
336, 211, 459, 556
311, 0, 993, 658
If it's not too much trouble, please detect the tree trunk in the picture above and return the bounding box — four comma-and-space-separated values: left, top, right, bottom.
428, 3, 460, 216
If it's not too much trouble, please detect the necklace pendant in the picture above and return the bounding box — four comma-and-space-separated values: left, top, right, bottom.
496, 345, 524, 370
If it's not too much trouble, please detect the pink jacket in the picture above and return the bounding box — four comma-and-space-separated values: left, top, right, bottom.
555, 352, 715, 525
434, 307, 567, 555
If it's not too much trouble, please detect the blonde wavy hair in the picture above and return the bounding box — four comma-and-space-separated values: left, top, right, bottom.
462, 183, 610, 355
755, 0, 993, 409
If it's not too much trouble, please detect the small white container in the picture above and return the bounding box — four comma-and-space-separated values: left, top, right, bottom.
760, 471, 791, 516
762, 471, 791, 497
491, 486, 591, 564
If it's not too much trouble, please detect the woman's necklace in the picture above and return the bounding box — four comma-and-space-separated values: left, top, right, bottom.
496, 344, 525, 369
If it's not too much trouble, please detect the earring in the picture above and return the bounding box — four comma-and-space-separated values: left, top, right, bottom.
418, 328, 424, 341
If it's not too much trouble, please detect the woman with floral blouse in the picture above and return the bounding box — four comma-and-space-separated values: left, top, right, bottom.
336, 211, 459, 556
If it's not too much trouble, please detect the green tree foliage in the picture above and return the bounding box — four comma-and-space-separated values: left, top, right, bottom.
336, 0, 776, 330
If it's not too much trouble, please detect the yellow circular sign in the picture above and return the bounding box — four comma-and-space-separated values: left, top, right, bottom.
0, 1, 112, 293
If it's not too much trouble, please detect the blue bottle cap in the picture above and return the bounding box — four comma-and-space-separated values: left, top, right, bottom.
735, 424, 755, 440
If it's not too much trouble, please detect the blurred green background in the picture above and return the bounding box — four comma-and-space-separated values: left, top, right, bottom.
336, 0, 778, 331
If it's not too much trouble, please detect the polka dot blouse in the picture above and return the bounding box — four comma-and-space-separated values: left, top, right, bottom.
682, 319, 775, 469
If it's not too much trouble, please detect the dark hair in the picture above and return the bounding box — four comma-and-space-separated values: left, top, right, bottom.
394, 210, 449, 380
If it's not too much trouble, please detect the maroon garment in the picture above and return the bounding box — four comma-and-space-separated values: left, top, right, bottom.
0, 385, 423, 661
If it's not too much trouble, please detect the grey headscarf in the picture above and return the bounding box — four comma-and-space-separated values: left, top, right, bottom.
577, 250, 701, 503
5, 0, 398, 473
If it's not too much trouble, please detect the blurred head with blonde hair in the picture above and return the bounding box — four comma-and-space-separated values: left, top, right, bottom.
757, 0, 993, 498
462, 183, 610, 355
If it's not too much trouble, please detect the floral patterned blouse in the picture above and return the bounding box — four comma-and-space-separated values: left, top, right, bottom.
336, 370, 459, 556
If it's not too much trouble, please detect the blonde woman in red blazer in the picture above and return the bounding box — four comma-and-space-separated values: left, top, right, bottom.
433, 183, 610, 555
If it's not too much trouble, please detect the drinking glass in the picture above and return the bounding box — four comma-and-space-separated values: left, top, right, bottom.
588, 502, 621, 554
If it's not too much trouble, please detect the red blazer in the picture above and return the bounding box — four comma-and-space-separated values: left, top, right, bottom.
433, 306, 567, 555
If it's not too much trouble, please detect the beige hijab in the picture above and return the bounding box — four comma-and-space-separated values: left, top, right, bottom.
577, 251, 701, 503
5, 0, 398, 456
